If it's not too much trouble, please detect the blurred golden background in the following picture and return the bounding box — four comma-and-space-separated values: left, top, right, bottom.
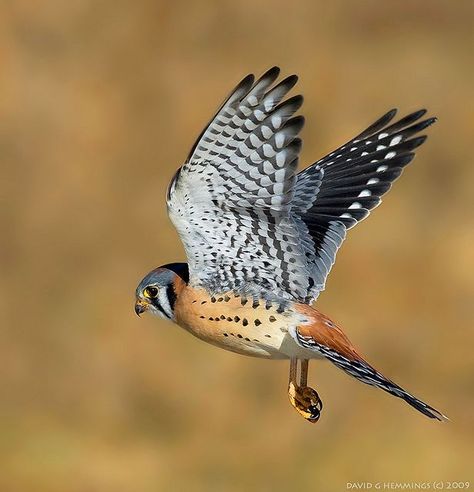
1, 1, 473, 491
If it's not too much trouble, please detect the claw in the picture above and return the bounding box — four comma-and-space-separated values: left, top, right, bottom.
288, 381, 323, 423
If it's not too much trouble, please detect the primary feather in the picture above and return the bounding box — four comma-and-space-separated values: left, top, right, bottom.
167, 68, 435, 303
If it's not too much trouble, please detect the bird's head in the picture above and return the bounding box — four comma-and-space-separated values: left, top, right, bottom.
134, 263, 189, 321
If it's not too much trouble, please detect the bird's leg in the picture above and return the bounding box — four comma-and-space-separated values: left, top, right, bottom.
288, 358, 323, 423
300, 358, 308, 386
288, 357, 300, 416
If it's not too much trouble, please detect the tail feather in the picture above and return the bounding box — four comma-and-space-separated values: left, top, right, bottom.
295, 325, 447, 421
323, 348, 448, 421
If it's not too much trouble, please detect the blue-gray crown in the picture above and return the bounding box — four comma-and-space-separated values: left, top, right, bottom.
136, 262, 189, 294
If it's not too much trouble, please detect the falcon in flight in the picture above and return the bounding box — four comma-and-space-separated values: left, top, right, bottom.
135, 67, 446, 423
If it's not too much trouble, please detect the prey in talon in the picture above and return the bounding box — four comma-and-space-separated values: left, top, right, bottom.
134, 67, 447, 423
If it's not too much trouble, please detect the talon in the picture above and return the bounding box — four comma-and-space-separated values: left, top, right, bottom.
288, 381, 323, 423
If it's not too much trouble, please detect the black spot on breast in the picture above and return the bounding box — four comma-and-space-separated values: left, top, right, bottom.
245, 337, 251, 342
223, 333, 229, 337
234, 316, 240, 322
269, 316, 276, 322
211, 297, 216, 303
254, 319, 261, 326
265, 334, 271, 338
242, 319, 248, 327
237, 334, 243, 338
226, 317, 232, 322
220, 315, 226, 320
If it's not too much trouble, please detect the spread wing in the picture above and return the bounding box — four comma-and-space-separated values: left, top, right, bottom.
167, 67, 312, 302
166, 67, 435, 303
292, 109, 436, 297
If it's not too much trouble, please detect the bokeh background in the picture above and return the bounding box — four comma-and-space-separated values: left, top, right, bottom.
2, 1, 473, 491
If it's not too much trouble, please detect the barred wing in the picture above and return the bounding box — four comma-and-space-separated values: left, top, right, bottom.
293, 109, 436, 299
167, 68, 314, 301
166, 67, 435, 303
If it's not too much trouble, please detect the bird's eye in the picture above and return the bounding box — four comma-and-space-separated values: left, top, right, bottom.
144, 286, 159, 299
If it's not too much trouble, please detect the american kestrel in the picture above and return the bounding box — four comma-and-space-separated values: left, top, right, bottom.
135, 67, 446, 423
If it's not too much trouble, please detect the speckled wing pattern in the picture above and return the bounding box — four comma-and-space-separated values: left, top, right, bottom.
167, 67, 435, 303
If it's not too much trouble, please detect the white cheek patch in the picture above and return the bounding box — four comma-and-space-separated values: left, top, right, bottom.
149, 304, 170, 320
158, 289, 173, 319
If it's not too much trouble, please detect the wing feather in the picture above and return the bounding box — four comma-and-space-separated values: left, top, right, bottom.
167, 69, 309, 301
293, 109, 436, 299
166, 69, 435, 303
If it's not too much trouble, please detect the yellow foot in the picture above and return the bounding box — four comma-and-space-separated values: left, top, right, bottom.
288, 381, 323, 423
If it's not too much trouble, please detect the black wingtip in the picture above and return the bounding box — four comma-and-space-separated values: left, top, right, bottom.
289, 137, 303, 154
276, 94, 304, 113
254, 67, 281, 88
291, 114, 306, 127
414, 117, 438, 133
410, 135, 429, 148
386, 108, 398, 119
355, 109, 398, 139
382, 108, 399, 123
227, 73, 255, 103
270, 73, 299, 94
412, 108, 428, 119
230, 73, 256, 103
239, 73, 256, 88
263, 66, 281, 78
376, 108, 399, 126
284, 73, 299, 86
283, 115, 306, 135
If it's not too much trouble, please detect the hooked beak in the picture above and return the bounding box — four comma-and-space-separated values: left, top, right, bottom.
135, 300, 148, 317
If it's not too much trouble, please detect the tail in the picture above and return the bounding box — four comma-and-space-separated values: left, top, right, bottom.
324, 350, 448, 421
295, 315, 447, 421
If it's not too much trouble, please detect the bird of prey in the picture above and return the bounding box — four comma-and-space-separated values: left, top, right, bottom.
135, 67, 446, 423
